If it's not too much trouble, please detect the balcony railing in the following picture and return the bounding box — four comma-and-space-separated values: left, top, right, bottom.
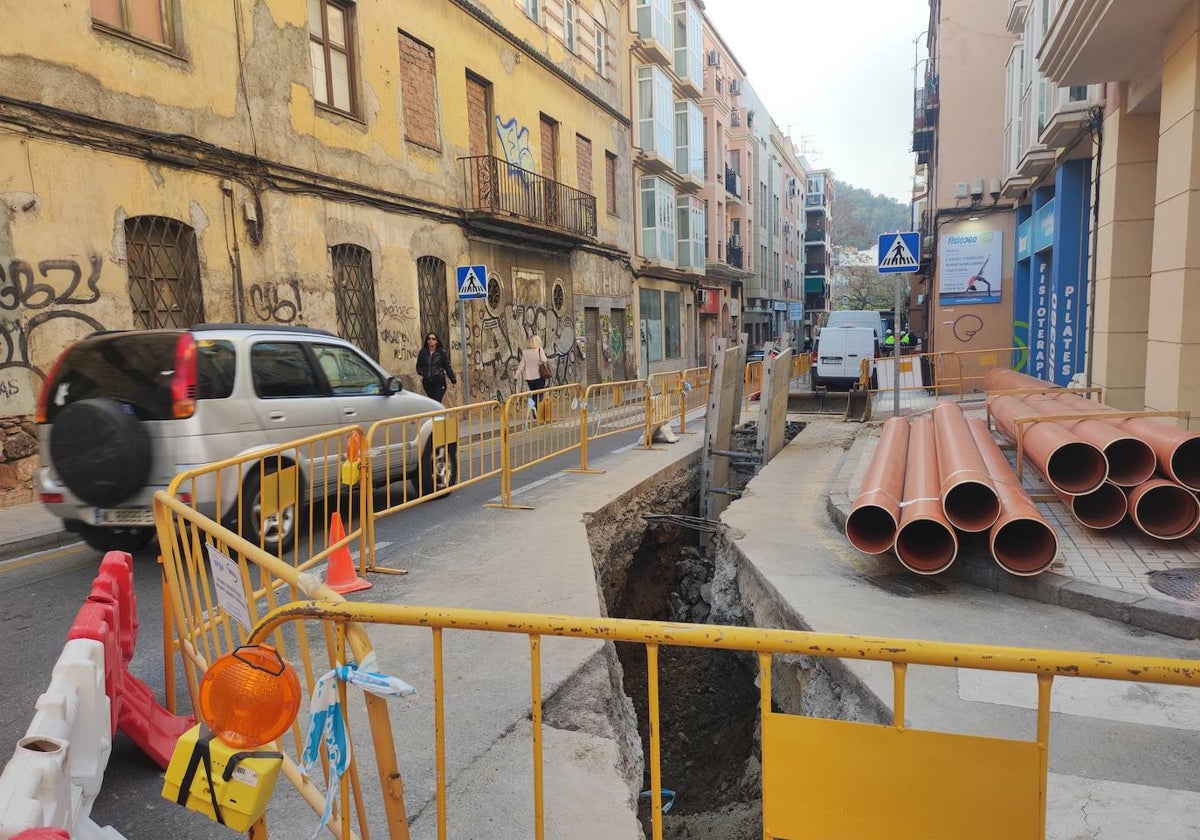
724, 165, 741, 198
805, 193, 825, 207
727, 241, 744, 268
460, 155, 597, 238
804, 229, 827, 244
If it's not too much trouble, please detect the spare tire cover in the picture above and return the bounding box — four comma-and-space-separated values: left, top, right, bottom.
50, 398, 152, 507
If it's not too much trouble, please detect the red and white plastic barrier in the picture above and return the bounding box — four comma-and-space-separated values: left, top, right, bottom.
0, 552, 194, 838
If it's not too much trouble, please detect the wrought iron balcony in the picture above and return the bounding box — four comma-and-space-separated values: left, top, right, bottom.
460, 155, 597, 239
724, 165, 742, 199
727, 241, 744, 268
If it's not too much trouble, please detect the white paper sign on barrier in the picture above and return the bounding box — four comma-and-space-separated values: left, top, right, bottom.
874, 356, 925, 392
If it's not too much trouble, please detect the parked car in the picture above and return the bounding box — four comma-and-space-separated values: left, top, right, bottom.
35, 324, 454, 553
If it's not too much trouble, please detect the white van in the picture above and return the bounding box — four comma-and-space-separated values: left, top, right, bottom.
813, 325, 878, 390
825, 310, 887, 343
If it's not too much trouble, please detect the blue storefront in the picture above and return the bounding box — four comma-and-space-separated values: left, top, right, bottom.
1012, 158, 1092, 385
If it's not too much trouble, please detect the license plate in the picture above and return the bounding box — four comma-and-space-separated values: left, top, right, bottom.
820, 357, 843, 364
96, 507, 155, 526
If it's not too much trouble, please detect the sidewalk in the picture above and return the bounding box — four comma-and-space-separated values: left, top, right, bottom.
0, 499, 76, 562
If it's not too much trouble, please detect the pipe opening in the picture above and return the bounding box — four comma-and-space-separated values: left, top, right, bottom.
1133, 485, 1200, 540
1045, 442, 1107, 495
991, 518, 1058, 576
1102, 438, 1157, 487
846, 506, 899, 555
1169, 438, 1200, 491
1069, 483, 1127, 530
943, 482, 1001, 533
894, 519, 957, 575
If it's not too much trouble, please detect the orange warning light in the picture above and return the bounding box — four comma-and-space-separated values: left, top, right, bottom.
198, 644, 302, 749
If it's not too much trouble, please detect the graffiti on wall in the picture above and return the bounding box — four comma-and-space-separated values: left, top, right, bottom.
377, 302, 420, 364
494, 116, 536, 172
0, 256, 108, 413
468, 302, 582, 402
249, 279, 304, 324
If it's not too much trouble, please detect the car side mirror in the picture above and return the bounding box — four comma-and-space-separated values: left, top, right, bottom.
385, 376, 404, 395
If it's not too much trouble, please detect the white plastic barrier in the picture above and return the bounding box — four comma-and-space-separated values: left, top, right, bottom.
0, 640, 125, 840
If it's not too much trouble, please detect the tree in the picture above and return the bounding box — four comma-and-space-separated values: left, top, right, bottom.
831, 178, 910, 250
834, 265, 902, 312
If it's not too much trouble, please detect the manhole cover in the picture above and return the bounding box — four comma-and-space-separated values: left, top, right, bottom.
1147, 569, 1200, 602
862, 574, 948, 598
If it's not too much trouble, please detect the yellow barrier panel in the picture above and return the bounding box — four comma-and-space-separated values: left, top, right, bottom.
153, 492, 410, 840
743, 360, 764, 410
952, 346, 1025, 395
573, 379, 649, 473
486, 384, 585, 509
362, 400, 504, 571
242, 599, 1200, 840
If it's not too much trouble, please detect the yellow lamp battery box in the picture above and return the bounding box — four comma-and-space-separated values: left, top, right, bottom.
162, 724, 283, 831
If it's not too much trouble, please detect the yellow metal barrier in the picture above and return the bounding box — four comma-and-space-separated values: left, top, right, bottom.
488, 384, 585, 509
575, 379, 650, 473
951, 346, 1025, 395
362, 400, 504, 571
153, 491, 410, 840
743, 360, 764, 409
239, 598, 1200, 840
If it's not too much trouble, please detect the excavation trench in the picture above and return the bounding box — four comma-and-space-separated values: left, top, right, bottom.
581, 422, 808, 839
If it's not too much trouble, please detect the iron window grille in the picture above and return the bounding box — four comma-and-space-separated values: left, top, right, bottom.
332, 244, 379, 361
125, 215, 205, 330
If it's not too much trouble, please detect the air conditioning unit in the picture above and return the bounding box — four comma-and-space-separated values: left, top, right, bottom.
730, 79, 742, 95
707, 49, 720, 67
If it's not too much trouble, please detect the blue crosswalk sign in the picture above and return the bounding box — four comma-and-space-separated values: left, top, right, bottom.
456, 264, 489, 299
878, 232, 920, 274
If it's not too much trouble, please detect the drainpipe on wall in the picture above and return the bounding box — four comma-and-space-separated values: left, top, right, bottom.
1084, 103, 1104, 389
223, 182, 246, 323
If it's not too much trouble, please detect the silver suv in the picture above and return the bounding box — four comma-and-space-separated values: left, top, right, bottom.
35, 324, 452, 553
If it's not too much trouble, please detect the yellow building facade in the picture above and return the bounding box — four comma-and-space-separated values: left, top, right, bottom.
0, 0, 634, 502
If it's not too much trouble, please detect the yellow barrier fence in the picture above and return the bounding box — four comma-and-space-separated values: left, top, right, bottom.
743, 360, 764, 409
576, 379, 651, 473
950, 346, 1026, 395
153, 491, 410, 840
224, 597, 1200, 840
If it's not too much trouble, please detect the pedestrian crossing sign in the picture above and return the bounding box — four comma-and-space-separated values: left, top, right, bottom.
877, 232, 920, 274
456, 264, 489, 299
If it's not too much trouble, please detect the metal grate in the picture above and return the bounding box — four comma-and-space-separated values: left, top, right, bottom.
125, 216, 205, 329
1147, 569, 1200, 603
332, 244, 379, 361
417, 256, 450, 345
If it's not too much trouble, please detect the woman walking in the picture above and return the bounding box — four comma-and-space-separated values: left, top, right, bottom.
416, 332, 456, 403
516, 334, 550, 407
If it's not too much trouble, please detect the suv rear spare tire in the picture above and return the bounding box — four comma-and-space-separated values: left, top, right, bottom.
50, 398, 152, 507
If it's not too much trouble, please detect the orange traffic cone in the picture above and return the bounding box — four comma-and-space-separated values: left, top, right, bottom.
324, 511, 371, 594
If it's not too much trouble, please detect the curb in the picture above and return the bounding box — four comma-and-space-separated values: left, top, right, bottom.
0, 530, 81, 566
826, 490, 1200, 641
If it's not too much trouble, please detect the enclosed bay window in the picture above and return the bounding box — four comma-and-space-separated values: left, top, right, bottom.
672, 1, 703, 90
639, 177, 677, 263
676, 195, 706, 270
637, 65, 674, 160
674, 99, 704, 180
636, 0, 671, 47
639, 288, 682, 362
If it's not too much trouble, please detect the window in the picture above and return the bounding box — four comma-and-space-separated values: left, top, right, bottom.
91, 0, 174, 47
639, 177, 676, 263
466, 73, 493, 158
676, 195, 705, 270
197, 340, 237, 400
663, 291, 681, 358
635, 0, 671, 46
524, 0, 541, 24
640, 288, 662, 361
251, 343, 322, 399
674, 99, 703, 180
417, 256, 450, 350
637, 65, 674, 160
125, 215, 205, 330
398, 31, 440, 149
563, 0, 576, 51
576, 134, 592, 191
594, 3, 608, 76
309, 0, 357, 115
331, 244, 379, 361
605, 152, 618, 215
672, 1, 702, 90
313, 344, 384, 396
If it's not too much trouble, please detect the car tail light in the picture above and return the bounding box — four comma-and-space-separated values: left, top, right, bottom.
39, 493, 65, 504
35, 350, 70, 423
172, 333, 198, 419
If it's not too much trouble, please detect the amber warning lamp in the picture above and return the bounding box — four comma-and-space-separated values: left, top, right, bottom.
198, 643, 302, 749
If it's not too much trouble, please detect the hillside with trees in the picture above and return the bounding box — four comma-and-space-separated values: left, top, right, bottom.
831, 178, 910, 250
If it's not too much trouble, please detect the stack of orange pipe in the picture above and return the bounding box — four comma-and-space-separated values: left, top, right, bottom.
982, 368, 1200, 540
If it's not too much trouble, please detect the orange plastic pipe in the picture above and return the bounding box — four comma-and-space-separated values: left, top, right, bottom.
894, 417, 957, 575
932, 402, 1000, 532
989, 396, 1108, 495
1054, 481, 1128, 531
966, 418, 1058, 576
846, 417, 910, 554
981, 368, 1056, 392
1015, 394, 1156, 488
1126, 479, 1200, 540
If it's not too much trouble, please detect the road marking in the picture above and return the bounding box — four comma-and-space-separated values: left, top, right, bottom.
0, 540, 87, 574
958, 669, 1200, 730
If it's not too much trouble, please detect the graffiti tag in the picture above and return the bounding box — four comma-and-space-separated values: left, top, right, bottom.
249, 279, 304, 324
0, 257, 102, 311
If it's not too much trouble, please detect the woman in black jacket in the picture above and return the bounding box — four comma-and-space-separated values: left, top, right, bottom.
415, 332, 456, 402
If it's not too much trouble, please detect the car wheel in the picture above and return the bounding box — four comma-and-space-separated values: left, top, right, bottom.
240, 469, 297, 554
50, 398, 152, 507
76, 524, 155, 554
418, 441, 458, 498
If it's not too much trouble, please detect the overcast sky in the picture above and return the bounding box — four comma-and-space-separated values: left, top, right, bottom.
703, 0, 930, 203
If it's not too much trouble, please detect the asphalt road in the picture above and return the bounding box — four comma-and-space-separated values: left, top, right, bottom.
0, 426, 650, 839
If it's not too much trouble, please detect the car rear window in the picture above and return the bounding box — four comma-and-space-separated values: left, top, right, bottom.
44, 333, 236, 422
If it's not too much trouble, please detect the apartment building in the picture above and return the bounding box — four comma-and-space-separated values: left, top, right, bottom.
803, 168, 833, 344
0, 0, 633, 424
1037, 0, 1200, 425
